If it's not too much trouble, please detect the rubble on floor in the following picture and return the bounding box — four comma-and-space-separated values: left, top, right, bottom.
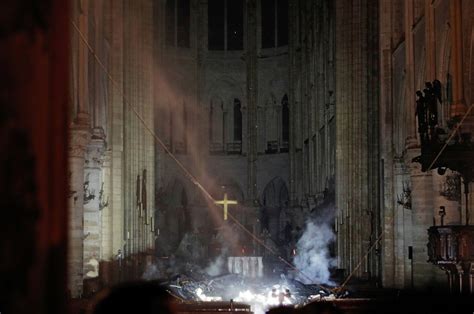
159, 272, 347, 314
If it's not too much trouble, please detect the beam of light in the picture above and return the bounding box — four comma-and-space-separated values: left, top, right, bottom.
71, 20, 315, 283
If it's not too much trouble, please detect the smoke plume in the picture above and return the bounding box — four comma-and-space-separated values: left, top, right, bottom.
205, 253, 226, 276
293, 209, 335, 284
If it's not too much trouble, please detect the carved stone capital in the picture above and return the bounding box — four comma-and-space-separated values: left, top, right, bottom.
85, 128, 106, 169
69, 128, 90, 158
69, 111, 91, 158
404, 147, 424, 174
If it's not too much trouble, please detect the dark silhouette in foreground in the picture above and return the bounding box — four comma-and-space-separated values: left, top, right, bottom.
92, 281, 175, 314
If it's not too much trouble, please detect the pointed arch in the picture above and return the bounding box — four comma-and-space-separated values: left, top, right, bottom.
158, 179, 192, 252
214, 177, 245, 201
262, 176, 288, 208
261, 177, 289, 242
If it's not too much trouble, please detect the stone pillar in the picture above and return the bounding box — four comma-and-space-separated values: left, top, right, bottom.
379, 0, 395, 287
77, 0, 89, 115
101, 150, 113, 261
288, 0, 297, 206
68, 0, 91, 297
108, 0, 125, 261
407, 151, 444, 288
333, 0, 379, 279
404, 0, 417, 148
424, 0, 436, 80
393, 160, 408, 288
68, 116, 90, 297
449, 0, 466, 117
246, 0, 258, 203
83, 128, 106, 280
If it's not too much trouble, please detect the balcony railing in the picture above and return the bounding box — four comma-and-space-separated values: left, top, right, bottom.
427, 225, 474, 293
427, 225, 474, 264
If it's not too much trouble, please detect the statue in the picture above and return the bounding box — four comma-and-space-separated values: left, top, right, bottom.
424, 81, 439, 128
415, 90, 428, 144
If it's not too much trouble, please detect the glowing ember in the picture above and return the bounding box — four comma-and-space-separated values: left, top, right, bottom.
194, 284, 298, 314
195, 288, 222, 302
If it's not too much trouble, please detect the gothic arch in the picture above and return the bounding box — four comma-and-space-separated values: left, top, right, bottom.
158, 179, 192, 252
213, 177, 245, 201
261, 177, 289, 242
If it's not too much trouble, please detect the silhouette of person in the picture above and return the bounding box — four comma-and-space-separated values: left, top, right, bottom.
92, 281, 176, 314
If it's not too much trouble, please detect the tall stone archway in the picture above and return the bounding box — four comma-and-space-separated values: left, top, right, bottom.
156, 180, 191, 255
261, 177, 289, 243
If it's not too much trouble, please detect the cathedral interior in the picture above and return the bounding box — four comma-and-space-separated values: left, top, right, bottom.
1, 0, 474, 313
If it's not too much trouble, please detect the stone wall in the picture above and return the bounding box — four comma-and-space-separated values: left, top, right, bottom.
289, 0, 337, 210
378, 0, 474, 289
68, 0, 156, 298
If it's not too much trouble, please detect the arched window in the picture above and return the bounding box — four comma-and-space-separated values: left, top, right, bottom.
281, 95, 289, 150
261, 0, 288, 48
208, 0, 244, 50
233, 99, 242, 141
165, 0, 190, 48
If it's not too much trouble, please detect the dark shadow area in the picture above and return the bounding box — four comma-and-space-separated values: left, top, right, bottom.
92, 281, 176, 314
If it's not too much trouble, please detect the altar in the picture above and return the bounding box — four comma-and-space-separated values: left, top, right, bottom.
227, 256, 263, 278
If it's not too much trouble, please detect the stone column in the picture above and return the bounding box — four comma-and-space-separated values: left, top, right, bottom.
424, 0, 436, 80
407, 149, 445, 288
246, 0, 258, 203
288, 0, 297, 206
404, 0, 417, 148
77, 0, 89, 115
68, 117, 90, 297
449, 0, 466, 117
83, 128, 106, 280
101, 150, 113, 261
379, 0, 395, 287
393, 160, 408, 288
68, 0, 91, 298
108, 0, 125, 261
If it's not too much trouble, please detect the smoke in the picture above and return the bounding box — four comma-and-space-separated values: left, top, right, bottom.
205, 253, 226, 276
293, 208, 336, 285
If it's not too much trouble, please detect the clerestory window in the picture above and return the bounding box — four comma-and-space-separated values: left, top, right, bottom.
261, 0, 288, 48
208, 0, 244, 51
165, 0, 190, 48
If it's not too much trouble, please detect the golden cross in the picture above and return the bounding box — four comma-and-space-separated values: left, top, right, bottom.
214, 193, 238, 220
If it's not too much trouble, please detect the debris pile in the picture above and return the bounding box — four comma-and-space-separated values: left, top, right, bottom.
159, 271, 347, 314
